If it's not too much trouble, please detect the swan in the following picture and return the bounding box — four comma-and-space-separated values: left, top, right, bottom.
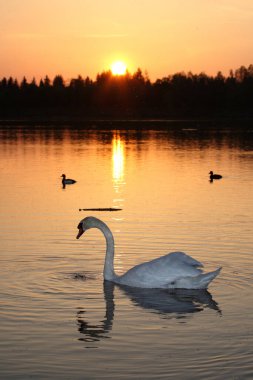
76, 216, 221, 289
61, 174, 76, 185
209, 171, 222, 180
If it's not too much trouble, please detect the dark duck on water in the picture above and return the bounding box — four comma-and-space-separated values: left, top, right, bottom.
209, 171, 222, 180
61, 174, 76, 185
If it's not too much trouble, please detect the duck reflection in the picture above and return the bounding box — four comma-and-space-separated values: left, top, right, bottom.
76, 281, 221, 343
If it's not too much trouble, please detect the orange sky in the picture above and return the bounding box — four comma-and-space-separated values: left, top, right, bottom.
1, 0, 253, 82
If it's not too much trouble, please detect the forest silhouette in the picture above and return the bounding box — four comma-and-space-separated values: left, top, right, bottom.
1, 65, 253, 119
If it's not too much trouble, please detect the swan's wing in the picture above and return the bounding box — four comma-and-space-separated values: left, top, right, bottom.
118, 252, 203, 288
166, 251, 204, 267
133, 251, 203, 269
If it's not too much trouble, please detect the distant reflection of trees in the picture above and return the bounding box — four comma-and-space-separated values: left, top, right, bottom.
1, 124, 253, 153
76, 281, 221, 344
1, 65, 253, 118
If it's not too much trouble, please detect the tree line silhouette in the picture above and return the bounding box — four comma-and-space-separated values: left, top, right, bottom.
1, 65, 253, 118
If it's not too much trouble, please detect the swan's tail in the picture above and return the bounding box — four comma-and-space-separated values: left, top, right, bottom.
170, 267, 222, 289
192, 267, 222, 289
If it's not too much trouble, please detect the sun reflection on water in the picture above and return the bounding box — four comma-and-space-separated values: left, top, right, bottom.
112, 133, 125, 191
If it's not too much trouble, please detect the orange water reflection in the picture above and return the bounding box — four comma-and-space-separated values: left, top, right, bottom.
112, 132, 125, 192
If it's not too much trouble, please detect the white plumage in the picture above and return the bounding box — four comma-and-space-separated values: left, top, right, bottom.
76, 216, 221, 289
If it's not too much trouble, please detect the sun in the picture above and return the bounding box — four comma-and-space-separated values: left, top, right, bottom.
111, 61, 127, 76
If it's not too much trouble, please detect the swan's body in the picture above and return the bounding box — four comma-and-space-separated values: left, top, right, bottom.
76, 216, 221, 289
209, 171, 222, 180
61, 174, 76, 185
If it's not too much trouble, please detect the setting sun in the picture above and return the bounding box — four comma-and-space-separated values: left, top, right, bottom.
111, 61, 127, 76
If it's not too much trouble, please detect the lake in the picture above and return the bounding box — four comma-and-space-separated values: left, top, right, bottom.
0, 121, 252, 379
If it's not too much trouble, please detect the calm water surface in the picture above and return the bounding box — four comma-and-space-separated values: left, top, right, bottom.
0, 122, 252, 379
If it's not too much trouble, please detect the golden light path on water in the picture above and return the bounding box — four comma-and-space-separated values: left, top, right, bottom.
112, 132, 125, 192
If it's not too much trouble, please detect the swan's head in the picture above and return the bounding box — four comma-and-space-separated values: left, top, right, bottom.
209, 171, 213, 175
61, 174, 66, 178
76, 216, 101, 239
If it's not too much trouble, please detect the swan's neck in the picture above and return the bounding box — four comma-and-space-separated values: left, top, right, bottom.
98, 221, 116, 281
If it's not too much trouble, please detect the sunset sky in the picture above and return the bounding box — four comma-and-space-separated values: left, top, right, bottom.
1, 0, 253, 82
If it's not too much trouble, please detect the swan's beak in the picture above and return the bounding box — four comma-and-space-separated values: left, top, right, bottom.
76, 223, 84, 239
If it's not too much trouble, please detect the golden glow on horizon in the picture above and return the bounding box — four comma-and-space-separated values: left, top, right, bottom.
112, 134, 125, 189
1, 1, 253, 81
111, 61, 127, 76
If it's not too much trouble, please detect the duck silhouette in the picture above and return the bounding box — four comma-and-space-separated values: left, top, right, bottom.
61, 174, 76, 188
209, 171, 222, 181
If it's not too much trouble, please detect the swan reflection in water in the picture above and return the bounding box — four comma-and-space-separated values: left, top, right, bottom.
76, 280, 221, 343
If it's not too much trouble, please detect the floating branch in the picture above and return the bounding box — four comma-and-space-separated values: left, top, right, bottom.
79, 208, 122, 212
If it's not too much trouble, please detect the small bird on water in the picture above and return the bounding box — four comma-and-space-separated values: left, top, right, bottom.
61, 174, 76, 185
209, 171, 222, 180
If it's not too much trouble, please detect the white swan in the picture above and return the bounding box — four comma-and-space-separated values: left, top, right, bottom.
76, 216, 221, 289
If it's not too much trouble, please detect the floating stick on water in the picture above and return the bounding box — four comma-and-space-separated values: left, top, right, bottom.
79, 208, 122, 212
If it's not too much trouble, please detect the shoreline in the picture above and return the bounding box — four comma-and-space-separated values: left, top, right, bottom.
0, 116, 252, 129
